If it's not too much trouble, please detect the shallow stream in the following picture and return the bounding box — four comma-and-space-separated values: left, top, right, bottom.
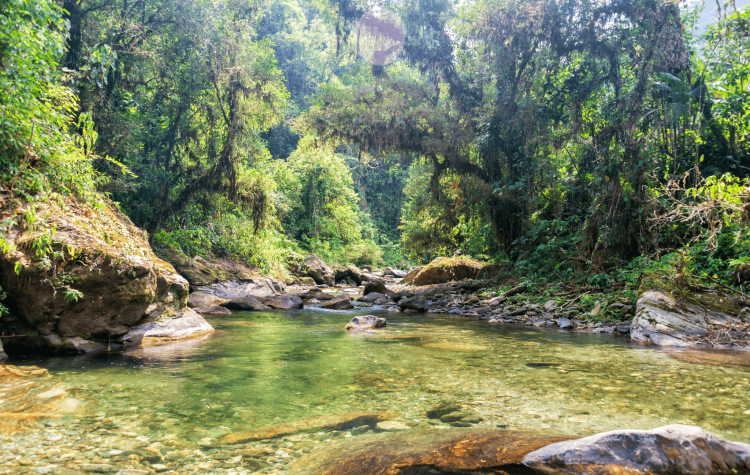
3, 309, 750, 474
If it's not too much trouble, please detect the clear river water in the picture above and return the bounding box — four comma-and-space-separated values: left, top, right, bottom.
3, 308, 750, 474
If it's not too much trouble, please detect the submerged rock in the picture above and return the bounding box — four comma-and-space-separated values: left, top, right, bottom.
425, 402, 462, 419
345, 315, 386, 330
321, 294, 354, 310
523, 424, 750, 475
219, 411, 399, 444
288, 428, 571, 475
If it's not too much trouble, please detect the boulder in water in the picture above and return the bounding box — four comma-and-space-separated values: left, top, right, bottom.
345, 315, 386, 330
358, 292, 386, 303
383, 267, 406, 278
122, 308, 214, 346
523, 424, 750, 475
220, 297, 271, 311
298, 289, 336, 301
297, 254, 335, 286
321, 294, 354, 310
188, 291, 226, 308
399, 296, 427, 312
258, 294, 303, 310
364, 281, 391, 296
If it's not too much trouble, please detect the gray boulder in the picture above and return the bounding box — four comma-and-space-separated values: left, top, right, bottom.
298, 289, 336, 301
632, 290, 712, 347
188, 291, 226, 308
364, 281, 391, 296
358, 292, 386, 303
523, 424, 750, 475
123, 309, 214, 347
221, 297, 271, 311
557, 318, 572, 329
399, 296, 427, 312
194, 280, 281, 299
345, 315, 386, 330
321, 294, 354, 310
258, 294, 304, 310
299, 254, 335, 286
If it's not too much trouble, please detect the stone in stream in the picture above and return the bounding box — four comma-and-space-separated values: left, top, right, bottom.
363, 280, 391, 296
358, 292, 386, 303
399, 296, 427, 312
321, 294, 354, 310
219, 411, 400, 444
557, 318, 572, 329
439, 410, 484, 424
192, 306, 232, 316
297, 289, 336, 301
258, 294, 304, 310
345, 315, 386, 330
522, 424, 750, 475
187, 291, 226, 308
287, 428, 572, 475
123, 308, 214, 346
220, 297, 271, 311
297, 254, 335, 286
425, 402, 462, 419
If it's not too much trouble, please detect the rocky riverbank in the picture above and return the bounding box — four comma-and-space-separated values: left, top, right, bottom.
0, 194, 213, 357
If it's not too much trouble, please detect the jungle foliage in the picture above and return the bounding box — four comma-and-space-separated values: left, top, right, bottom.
4, 0, 750, 285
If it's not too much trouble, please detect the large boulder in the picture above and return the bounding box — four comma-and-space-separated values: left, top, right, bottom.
258, 294, 304, 310
298, 289, 336, 301
412, 257, 483, 286
221, 297, 271, 311
297, 254, 335, 286
191, 279, 282, 299
399, 296, 427, 312
167, 251, 287, 290
401, 266, 423, 284
631, 274, 744, 348
322, 294, 354, 310
188, 291, 226, 308
523, 424, 750, 475
0, 196, 212, 356
332, 264, 364, 286
364, 281, 391, 296
345, 315, 386, 330
123, 308, 214, 347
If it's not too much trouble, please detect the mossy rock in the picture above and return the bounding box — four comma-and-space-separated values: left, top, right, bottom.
413, 257, 483, 286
